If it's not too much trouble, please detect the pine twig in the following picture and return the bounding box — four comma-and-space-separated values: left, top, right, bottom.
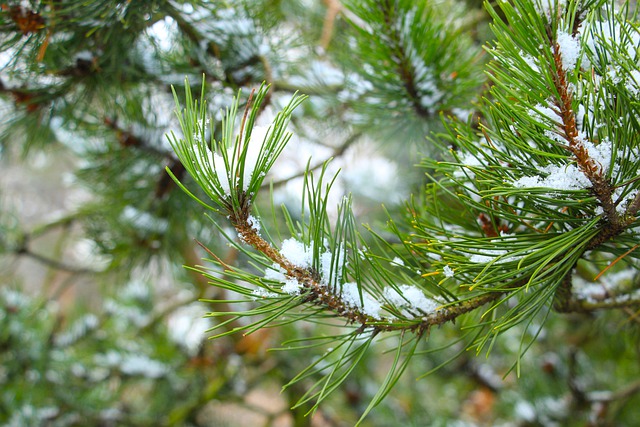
378, 0, 432, 119
230, 209, 503, 335
547, 29, 636, 309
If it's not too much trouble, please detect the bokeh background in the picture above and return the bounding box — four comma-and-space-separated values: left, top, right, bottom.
1, 1, 639, 426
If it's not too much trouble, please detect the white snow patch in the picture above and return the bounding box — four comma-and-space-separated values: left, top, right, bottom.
247, 214, 260, 235
282, 278, 302, 295
338, 73, 374, 102
515, 400, 537, 421
529, 102, 562, 126
557, 30, 581, 72
514, 136, 613, 191
341, 155, 401, 202
521, 51, 540, 73
252, 289, 279, 299
147, 17, 177, 52
321, 249, 344, 286
342, 282, 382, 319
383, 285, 440, 316
391, 257, 405, 267
453, 151, 484, 179
534, 0, 567, 22
121, 206, 168, 233
167, 303, 210, 355
54, 314, 99, 347
280, 238, 313, 268
443, 265, 454, 278
581, 18, 640, 68
573, 268, 638, 303
264, 263, 287, 282
513, 162, 590, 190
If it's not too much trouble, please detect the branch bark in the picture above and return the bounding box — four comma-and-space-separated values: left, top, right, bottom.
229, 210, 503, 336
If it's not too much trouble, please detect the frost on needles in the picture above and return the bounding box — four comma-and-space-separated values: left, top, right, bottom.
166, 0, 640, 422
422, 0, 640, 315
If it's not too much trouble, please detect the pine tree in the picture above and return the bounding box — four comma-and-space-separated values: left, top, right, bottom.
1, 0, 639, 426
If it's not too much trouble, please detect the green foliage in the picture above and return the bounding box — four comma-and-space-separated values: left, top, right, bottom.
1, 0, 640, 426
338, 0, 484, 141
166, 0, 640, 423
0, 283, 208, 426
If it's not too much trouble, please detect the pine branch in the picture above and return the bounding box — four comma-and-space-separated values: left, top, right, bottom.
340, 0, 483, 138
168, 79, 508, 344
549, 36, 618, 228
162, 1, 640, 419
377, 0, 431, 119
232, 209, 503, 332
540, 6, 640, 309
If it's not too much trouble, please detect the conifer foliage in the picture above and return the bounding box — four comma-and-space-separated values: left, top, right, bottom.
1, 0, 640, 425
168, 0, 640, 422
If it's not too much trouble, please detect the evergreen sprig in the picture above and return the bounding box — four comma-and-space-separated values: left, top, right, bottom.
416, 0, 640, 338
167, 78, 306, 217
167, 80, 506, 421
337, 0, 484, 141
166, 0, 640, 423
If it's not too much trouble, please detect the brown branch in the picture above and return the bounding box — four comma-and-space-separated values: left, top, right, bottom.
549, 38, 636, 238
551, 43, 609, 197
548, 33, 638, 308
230, 212, 503, 335
320, 0, 342, 51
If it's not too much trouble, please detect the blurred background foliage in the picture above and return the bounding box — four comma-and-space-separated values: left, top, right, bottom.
0, 0, 638, 426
